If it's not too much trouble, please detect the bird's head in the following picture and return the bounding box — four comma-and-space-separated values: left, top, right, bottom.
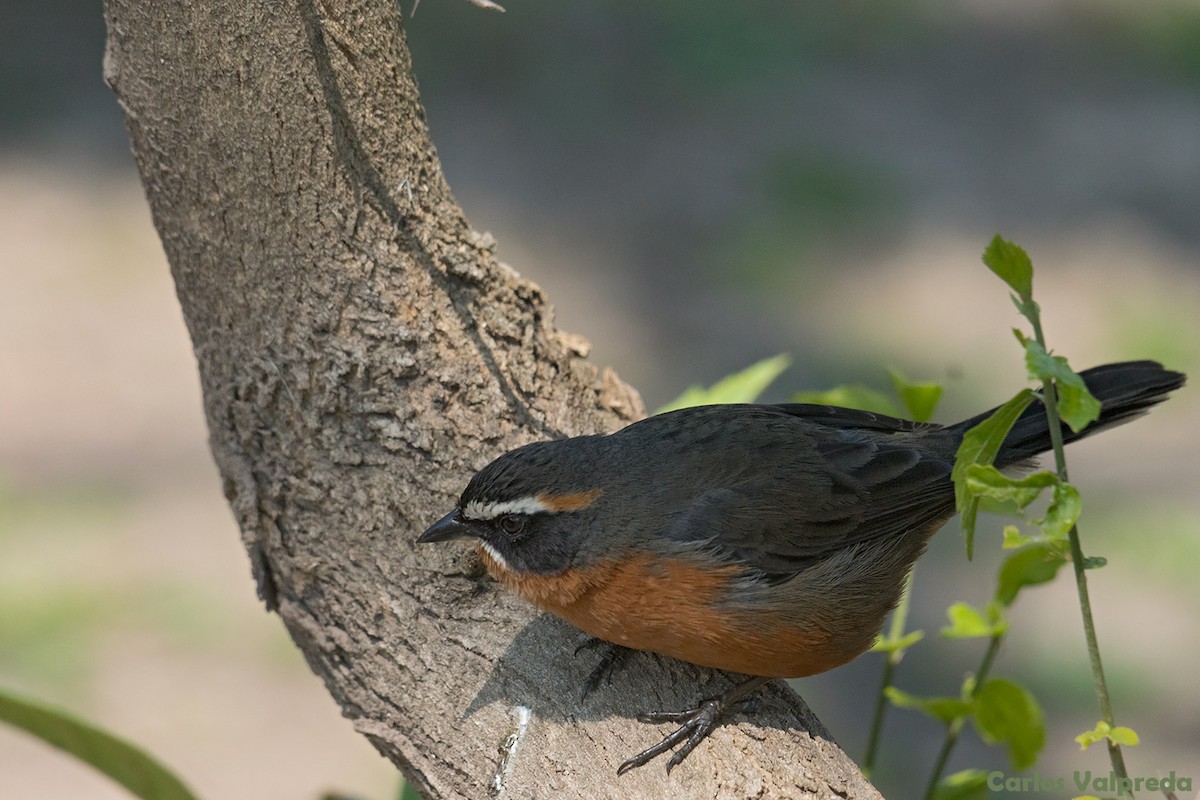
417, 436, 610, 575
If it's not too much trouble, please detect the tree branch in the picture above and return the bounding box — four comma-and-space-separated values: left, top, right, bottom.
102, 1, 882, 796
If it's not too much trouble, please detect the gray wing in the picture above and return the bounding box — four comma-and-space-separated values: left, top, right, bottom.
662, 427, 957, 580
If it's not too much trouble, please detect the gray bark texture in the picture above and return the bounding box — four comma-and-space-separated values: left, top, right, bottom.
102, 1, 884, 798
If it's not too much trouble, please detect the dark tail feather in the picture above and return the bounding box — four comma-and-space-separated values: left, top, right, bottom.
951, 361, 1186, 467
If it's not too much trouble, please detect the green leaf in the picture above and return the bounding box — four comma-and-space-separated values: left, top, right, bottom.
961, 469, 1080, 544
1075, 720, 1111, 749
1011, 294, 1041, 327
885, 687, 973, 724
964, 466, 1057, 510
1108, 726, 1140, 746
996, 542, 1068, 607
1038, 481, 1081, 540
871, 629, 925, 654
1002, 525, 1031, 549
977, 494, 1023, 516
657, 353, 791, 412
889, 369, 943, 423
982, 235, 1034, 300
972, 678, 1046, 771
1075, 720, 1140, 750
952, 388, 1036, 558
1022, 341, 1101, 432
932, 769, 991, 800
398, 779, 424, 800
790, 385, 900, 417
941, 601, 1006, 639
1081, 555, 1107, 570
0, 687, 200, 800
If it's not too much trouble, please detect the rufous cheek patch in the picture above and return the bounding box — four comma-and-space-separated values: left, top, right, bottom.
536, 488, 603, 513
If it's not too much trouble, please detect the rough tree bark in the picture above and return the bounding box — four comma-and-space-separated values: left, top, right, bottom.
102, 2, 884, 798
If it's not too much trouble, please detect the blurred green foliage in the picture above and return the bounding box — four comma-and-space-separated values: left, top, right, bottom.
0, 477, 294, 692
657, 353, 790, 411
0, 687, 200, 800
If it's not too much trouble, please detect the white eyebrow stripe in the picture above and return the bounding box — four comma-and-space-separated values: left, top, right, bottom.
479, 540, 510, 571
462, 495, 550, 521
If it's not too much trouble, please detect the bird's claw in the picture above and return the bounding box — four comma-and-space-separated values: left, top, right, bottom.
576, 639, 636, 702
619, 698, 723, 775
616, 677, 771, 775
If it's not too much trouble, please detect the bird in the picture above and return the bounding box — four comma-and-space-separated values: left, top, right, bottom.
418, 360, 1184, 774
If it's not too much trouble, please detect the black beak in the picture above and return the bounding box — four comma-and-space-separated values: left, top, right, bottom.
417, 507, 476, 543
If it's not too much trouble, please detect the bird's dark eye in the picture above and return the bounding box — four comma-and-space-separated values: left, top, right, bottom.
499, 514, 526, 535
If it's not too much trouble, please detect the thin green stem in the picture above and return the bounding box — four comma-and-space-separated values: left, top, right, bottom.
863, 570, 916, 777
1065, 522, 1129, 780
922, 634, 1003, 800
924, 722, 960, 800
864, 658, 896, 779
1028, 313, 1130, 793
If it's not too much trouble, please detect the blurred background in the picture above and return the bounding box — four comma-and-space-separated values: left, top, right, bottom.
2, 1, 1198, 798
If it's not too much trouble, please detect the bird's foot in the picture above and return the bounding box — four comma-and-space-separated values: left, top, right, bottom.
617, 676, 772, 775
574, 638, 637, 702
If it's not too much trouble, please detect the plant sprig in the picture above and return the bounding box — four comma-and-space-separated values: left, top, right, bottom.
966, 235, 1133, 789
659, 247, 1143, 797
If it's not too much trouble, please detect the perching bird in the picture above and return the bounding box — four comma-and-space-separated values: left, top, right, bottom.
419, 360, 1184, 773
